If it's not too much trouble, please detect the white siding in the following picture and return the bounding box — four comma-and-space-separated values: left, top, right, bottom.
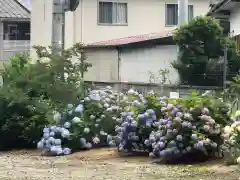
230, 5, 240, 36
84, 48, 119, 82
31, 0, 210, 48
119, 45, 179, 84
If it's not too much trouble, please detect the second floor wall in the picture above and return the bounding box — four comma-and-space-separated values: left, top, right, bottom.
31, 0, 210, 48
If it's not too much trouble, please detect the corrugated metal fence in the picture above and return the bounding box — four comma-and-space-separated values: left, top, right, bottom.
0, 40, 30, 61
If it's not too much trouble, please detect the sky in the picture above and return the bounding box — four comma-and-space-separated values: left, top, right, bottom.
17, 0, 32, 10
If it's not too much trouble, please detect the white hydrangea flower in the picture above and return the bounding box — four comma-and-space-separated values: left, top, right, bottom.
61, 129, 70, 138
80, 138, 86, 146
37, 141, 44, 149
103, 103, 109, 108
72, 117, 82, 124
93, 137, 100, 144
53, 112, 61, 123
90, 115, 96, 120
235, 111, 240, 117
89, 94, 101, 101
64, 122, 71, 129
127, 89, 135, 94
224, 125, 232, 135
100, 130, 107, 136
236, 156, 240, 164
83, 127, 90, 134
67, 104, 73, 110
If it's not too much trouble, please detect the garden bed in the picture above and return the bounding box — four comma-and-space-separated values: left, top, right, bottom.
0, 148, 239, 180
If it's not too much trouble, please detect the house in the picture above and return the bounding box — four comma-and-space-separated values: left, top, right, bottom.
31, 0, 210, 48
83, 30, 179, 84
208, 0, 240, 47
0, 0, 31, 61
30, 0, 210, 84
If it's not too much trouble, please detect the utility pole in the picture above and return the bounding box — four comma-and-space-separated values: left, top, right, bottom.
52, 0, 79, 53
178, 0, 188, 27
177, 0, 188, 63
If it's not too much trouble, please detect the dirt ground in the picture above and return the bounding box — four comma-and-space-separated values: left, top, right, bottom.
0, 148, 239, 180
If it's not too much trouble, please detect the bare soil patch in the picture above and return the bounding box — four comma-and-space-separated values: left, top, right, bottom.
0, 148, 238, 180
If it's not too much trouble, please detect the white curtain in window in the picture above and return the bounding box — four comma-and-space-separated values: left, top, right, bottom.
112, 3, 127, 24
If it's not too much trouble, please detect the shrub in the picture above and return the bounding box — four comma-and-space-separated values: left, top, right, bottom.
0, 86, 53, 149
0, 42, 92, 149
36, 88, 230, 163
115, 91, 229, 162
221, 111, 240, 165
37, 86, 121, 155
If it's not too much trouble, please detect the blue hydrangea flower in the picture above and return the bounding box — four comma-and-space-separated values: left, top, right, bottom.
75, 104, 84, 113
63, 148, 72, 155
54, 139, 62, 146
85, 142, 92, 149
43, 133, 50, 139
43, 127, 50, 133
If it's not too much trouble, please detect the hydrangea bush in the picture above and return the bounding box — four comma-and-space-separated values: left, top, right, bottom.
37, 88, 230, 162
221, 111, 240, 165
37, 86, 121, 155
115, 90, 162, 153
115, 91, 229, 162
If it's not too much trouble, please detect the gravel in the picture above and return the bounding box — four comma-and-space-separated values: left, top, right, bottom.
0, 148, 238, 180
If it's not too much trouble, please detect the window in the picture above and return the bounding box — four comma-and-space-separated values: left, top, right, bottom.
3, 22, 30, 40
166, 4, 194, 26
98, 1, 127, 25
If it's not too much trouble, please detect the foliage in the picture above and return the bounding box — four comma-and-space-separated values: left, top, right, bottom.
172, 16, 240, 86
0, 43, 92, 149
149, 68, 172, 84
0, 85, 53, 149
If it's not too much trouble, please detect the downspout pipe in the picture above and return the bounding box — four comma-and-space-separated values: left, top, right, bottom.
52, 0, 65, 54
52, 0, 79, 54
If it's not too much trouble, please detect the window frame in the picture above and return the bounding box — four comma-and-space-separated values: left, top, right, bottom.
165, 3, 194, 27
97, 0, 128, 26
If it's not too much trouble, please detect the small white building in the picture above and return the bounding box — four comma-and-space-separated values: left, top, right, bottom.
0, 0, 30, 61
84, 31, 179, 84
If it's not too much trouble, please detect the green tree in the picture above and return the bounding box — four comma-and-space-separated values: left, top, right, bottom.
2, 43, 92, 110
172, 16, 240, 86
